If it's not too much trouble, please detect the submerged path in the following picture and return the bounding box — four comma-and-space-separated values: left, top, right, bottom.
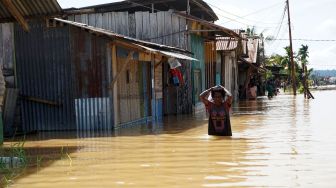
5, 90, 336, 187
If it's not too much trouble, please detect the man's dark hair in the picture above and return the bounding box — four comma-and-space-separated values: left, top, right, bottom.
211, 88, 226, 98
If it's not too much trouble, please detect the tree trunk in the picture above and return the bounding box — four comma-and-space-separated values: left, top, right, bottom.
302, 63, 307, 98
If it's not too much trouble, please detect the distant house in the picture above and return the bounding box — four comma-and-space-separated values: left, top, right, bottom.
238, 35, 266, 99
216, 30, 243, 101
217, 32, 266, 100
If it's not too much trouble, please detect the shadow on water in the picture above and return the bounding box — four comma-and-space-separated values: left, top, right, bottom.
1, 145, 79, 186
10, 114, 209, 142
12, 96, 280, 143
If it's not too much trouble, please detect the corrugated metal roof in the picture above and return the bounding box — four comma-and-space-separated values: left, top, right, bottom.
135, 44, 198, 61
174, 11, 240, 39
53, 18, 196, 60
216, 37, 238, 51
0, 0, 61, 21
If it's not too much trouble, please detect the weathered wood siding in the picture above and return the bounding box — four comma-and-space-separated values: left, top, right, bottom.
68, 11, 187, 49
117, 57, 142, 124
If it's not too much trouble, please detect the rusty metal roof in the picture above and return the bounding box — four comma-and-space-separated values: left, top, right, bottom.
0, 0, 61, 21
216, 37, 238, 51
53, 18, 197, 61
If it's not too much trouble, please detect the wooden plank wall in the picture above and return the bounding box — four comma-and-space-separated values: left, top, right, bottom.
117, 58, 142, 124
68, 11, 187, 49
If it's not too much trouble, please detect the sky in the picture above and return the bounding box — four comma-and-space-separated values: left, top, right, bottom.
58, 0, 336, 70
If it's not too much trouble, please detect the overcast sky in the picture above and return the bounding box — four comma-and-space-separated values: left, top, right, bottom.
58, 0, 336, 70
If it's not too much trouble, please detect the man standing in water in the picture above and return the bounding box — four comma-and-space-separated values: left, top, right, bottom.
199, 85, 233, 136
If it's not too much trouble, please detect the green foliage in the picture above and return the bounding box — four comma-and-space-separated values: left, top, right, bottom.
266, 70, 273, 80
298, 84, 305, 94
266, 44, 312, 93
298, 45, 309, 65
0, 141, 27, 187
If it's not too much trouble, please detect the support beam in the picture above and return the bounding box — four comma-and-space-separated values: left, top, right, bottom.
2, 0, 29, 32
111, 45, 119, 127
110, 50, 134, 87
151, 54, 156, 121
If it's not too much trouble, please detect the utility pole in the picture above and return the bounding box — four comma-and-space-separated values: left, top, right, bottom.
286, 0, 296, 95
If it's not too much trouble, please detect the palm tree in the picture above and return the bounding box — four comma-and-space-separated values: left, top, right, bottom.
297, 45, 310, 98
298, 45, 309, 65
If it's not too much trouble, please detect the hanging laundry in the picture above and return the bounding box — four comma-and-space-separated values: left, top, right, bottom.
170, 68, 184, 86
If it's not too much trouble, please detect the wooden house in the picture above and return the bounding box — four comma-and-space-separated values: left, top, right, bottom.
0, 10, 196, 135
64, 0, 240, 114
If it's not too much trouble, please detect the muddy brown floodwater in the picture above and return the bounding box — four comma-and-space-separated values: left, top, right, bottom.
4, 90, 336, 187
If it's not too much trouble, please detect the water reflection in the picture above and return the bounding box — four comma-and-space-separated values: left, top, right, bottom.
4, 90, 336, 187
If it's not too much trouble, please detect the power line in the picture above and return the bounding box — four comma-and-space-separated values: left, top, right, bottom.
236, 2, 285, 20
123, 0, 162, 12
207, 1, 284, 25
273, 4, 287, 40
268, 39, 336, 42
308, 65, 336, 67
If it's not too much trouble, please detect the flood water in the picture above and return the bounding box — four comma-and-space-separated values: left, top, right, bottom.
4, 90, 336, 187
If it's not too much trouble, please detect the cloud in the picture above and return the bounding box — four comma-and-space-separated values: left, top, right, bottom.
309, 45, 336, 70
316, 19, 336, 35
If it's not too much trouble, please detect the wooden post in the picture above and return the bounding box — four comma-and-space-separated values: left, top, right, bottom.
286, 0, 296, 95
2, 0, 29, 32
305, 65, 308, 94
302, 62, 307, 98
151, 54, 156, 120
111, 45, 122, 128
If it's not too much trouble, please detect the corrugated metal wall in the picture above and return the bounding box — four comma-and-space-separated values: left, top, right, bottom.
70, 26, 113, 131
15, 22, 75, 132
14, 22, 114, 132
